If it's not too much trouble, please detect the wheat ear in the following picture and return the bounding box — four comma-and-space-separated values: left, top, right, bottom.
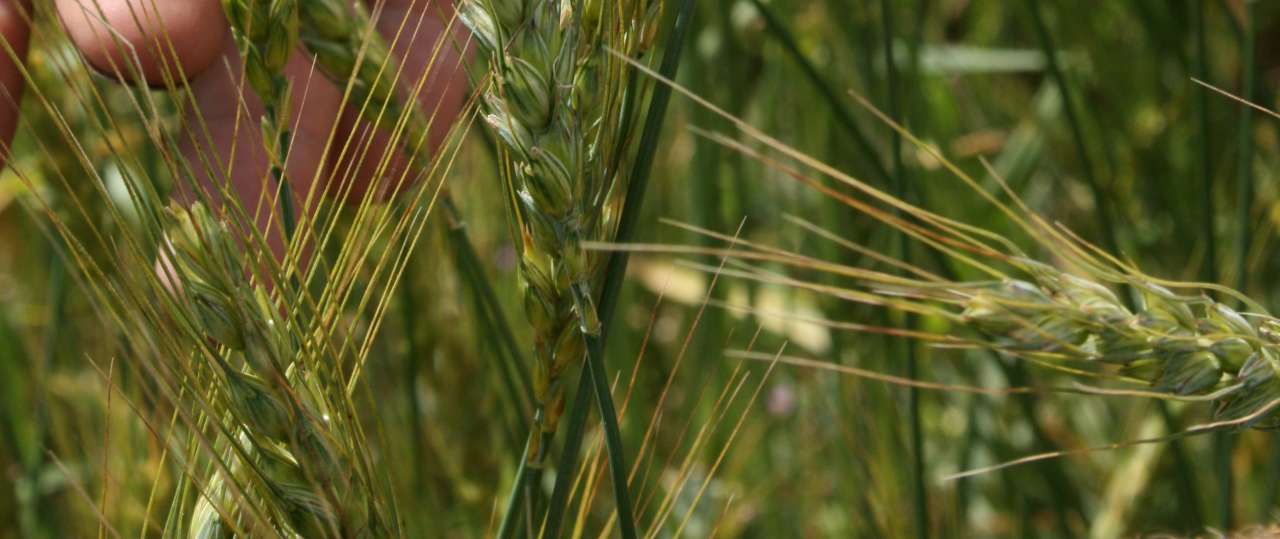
221, 0, 302, 235
172, 203, 390, 537
952, 260, 1280, 427
459, 0, 660, 464
695, 112, 1280, 431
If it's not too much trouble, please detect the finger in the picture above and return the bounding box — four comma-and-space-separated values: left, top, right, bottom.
57, 0, 228, 85
328, 0, 468, 202
0, 0, 31, 170
381, 0, 468, 150
175, 39, 343, 261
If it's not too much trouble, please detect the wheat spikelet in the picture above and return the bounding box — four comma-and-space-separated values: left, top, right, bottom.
222, 0, 297, 109
460, 0, 661, 462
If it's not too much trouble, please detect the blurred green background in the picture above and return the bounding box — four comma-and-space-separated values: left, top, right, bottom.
4, 0, 1280, 536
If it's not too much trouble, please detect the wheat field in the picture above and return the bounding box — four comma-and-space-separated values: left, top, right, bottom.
0, 0, 1279, 537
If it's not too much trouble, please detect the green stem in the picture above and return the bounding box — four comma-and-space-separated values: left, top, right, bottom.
461, 265, 527, 451
1190, 0, 1215, 530
1231, 3, 1256, 300
770, 0, 1082, 527
1026, 3, 1203, 529
900, 0, 1079, 534
439, 198, 529, 456
878, 1, 926, 536
1157, 403, 1204, 531
1214, 430, 1234, 528
443, 197, 534, 408
541, 0, 697, 533
39, 239, 66, 398
586, 332, 636, 539
598, 0, 695, 321
541, 369, 592, 537
496, 435, 532, 538
31, 241, 66, 538
264, 104, 297, 243
1194, 0, 1217, 298
397, 270, 430, 495
953, 396, 980, 526
997, 357, 1083, 536
0, 298, 39, 538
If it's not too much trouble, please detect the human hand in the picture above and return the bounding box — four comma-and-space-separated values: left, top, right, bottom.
0, 0, 467, 253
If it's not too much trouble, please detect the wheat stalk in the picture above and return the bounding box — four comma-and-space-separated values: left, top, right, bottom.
460, 0, 661, 464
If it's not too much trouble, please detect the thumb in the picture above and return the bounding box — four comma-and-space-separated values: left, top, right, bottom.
55, 0, 227, 85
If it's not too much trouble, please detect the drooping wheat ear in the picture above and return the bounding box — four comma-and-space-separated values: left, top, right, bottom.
949, 259, 1280, 427
680, 99, 1280, 432
724, 190, 1280, 431
460, 0, 661, 462
222, 0, 301, 234
169, 203, 392, 537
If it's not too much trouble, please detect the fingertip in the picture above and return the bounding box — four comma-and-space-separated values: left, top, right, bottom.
0, 0, 31, 170
57, 0, 229, 86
